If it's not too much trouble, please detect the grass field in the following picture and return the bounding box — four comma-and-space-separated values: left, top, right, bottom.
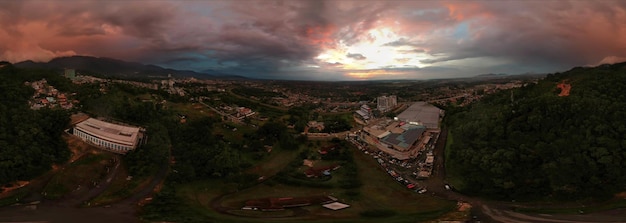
515, 198, 626, 215
88, 163, 151, 206
0, 187, 30, 207
168, 102, 216, 120
165, 144, 456, 223
42, 152, 115, 200
443, 131, 465, 191
246, 147, 300, 177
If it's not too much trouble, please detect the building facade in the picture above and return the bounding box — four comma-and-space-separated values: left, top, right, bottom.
377, 95, 397, 112
73, 118, 143, 153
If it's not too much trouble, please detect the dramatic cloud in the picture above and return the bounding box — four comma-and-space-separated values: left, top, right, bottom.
1, 0, 626, 80
346, 53, 366, 60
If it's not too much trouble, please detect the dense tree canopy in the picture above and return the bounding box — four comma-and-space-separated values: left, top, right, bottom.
0, 64, 71, 184
446, 62, 626, 200
168, 117, 246, 181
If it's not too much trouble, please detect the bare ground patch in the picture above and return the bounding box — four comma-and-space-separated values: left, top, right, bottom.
557, 81, 571, 97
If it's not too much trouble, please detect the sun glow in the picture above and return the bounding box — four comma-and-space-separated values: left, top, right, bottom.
346, 69, 407, 80
316, 27, 431, 78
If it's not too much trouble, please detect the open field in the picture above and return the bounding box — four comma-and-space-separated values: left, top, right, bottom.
442, 131, 464, 191
87, 163, 151, 206
42, 152, 116, 200
246, 148, 300, 177
168, 144, 455, 222
515, 198, 626, 215
168, 102, 216, 120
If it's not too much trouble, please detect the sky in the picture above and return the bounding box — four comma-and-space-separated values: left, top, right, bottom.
1, 0, 626, 80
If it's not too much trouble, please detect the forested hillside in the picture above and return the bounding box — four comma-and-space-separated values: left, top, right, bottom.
446, 62, 626, 200
0, 63, 71, 185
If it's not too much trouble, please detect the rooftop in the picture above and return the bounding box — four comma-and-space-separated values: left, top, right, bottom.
395, 102, 441, 128
75, 118, 140, 146
322, 202, 351, 211
381, 125, 426, 150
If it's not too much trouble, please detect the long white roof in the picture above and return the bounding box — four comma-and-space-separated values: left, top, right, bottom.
75, 118, 140, 146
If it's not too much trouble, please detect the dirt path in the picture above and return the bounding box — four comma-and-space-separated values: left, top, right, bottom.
58, 156, 122, 207
0, 143, 171, 223
557, 81, 571, 96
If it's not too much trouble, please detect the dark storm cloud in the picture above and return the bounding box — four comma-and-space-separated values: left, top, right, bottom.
2, 0, 626, 80
406, 1, 626, 70
346, 53, 366, 60
382, 38, 420, 47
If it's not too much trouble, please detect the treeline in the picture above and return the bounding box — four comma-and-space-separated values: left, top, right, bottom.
446, 62, 626, 200
0, 63, 71, 185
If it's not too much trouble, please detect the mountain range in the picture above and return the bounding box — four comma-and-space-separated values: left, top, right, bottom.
13, 56, 245, 80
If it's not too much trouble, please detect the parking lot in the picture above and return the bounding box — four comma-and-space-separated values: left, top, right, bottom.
347, 130, 440, 194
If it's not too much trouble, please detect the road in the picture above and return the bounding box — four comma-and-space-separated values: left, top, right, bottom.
0, 152, 170, 223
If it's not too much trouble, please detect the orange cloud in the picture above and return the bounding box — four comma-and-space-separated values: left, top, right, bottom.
345, 69, 406, 80
304, 24, 337, 49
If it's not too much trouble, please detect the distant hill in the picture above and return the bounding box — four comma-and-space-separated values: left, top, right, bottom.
14, 56, 246, 80
446, 61, 626, 200
473, 72, 547, 80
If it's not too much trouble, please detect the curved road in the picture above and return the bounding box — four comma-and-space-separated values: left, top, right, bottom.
0, 153, 170, 223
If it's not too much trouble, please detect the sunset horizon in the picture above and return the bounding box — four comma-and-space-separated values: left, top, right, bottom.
2, 0, 625, 80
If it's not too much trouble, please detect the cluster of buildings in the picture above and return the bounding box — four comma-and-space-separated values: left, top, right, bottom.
210, 105, 258, 122
72, 117, 146, 154
307, 121, 325, 132
71, 74, 158, 91
424, 81, 527, 107
160, 75, 186, 96
354, 95, 400, 124
235, 107, 256, 119
351, 101, 443, 183
26, 79, 77, 110
360, 101, 443, 160
70, 72, 191, 96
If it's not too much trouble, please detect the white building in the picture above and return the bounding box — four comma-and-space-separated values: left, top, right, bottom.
73, 118, 143, 154
377, 95, 397, 112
